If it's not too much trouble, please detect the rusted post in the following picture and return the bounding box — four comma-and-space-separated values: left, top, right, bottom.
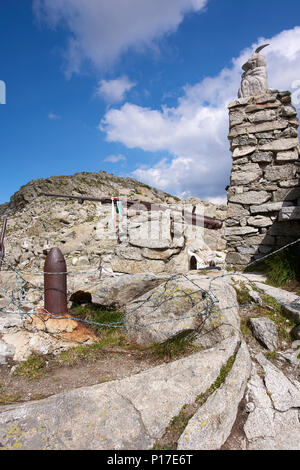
44, 247, 68, 315
0, 217, 7, 271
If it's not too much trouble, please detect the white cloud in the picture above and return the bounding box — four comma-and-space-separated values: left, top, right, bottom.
103, 154, 126, 163
100, 27, 300, 202
33, 0, 208, 74
48, 112, 61, 120
97, 77, 135, 103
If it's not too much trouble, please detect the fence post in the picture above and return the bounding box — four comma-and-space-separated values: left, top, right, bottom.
44, 247, 68, 315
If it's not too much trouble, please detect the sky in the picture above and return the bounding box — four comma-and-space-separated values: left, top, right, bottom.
1, 0, 300, 205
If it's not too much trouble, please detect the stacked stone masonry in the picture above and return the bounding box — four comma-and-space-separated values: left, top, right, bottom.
226, 89, 300, 266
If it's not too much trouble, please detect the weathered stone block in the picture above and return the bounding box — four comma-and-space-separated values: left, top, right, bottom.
228, 191, 271, 205
264, 165, 295, 182
228, 120, 288, 138
276, 149, 299, 162
250, 201, 292, 214
247, 216, 273, 227
231, 169, 261, 185
282, 106, 297, 118
279, 179, 299, 188
227, 203, 250, 218
232, 146, 257, 158
225, 226, 258, 236
259, 138, 299, 152
249, 318, 278, 351
251, 151, 274, 163
229, 110, 246, 126
226, 252, 252, 265
231, 135, 257, 149
249, 110, 277, 123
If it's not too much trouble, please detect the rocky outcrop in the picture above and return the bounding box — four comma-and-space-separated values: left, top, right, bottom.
226, 89, 300, 267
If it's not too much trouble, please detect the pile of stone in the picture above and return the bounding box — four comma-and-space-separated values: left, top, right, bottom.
226, 89, 300, 266
0, 172, 227, 276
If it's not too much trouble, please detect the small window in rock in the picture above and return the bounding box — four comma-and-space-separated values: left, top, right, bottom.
189, 255, 197, 271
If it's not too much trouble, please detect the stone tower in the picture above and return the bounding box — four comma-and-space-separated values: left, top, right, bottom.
225, 46, 300, 267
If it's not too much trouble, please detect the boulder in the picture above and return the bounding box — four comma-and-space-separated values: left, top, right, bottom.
124, 274, 241, 350
124, 275, 206, 346
249, 317, 278, 351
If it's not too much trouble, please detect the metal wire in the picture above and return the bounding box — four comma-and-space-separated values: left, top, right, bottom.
0, 235, 299, 334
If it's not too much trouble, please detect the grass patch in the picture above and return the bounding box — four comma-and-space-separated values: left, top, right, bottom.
241, 318, 252, 338
232, 281, 252, 306
264, 351, 279, 361
245, 247, 300, 288
13, 354, 46, 380
70, 304, 124, 335
57, 304, 129, 365
153, 404, 196, 450
195, 352, 237, 404
149, 330, 199, 361
0, 393, 22, 405
206, 354, 236, 395
57, 331, 127, 366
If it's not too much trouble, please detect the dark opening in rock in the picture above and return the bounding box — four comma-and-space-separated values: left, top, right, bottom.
189, 256, 197, 271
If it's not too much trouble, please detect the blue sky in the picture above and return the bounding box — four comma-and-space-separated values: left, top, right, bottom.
1, 0, 300, 205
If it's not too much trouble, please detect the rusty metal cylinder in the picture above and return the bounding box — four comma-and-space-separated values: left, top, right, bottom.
44, 247, 68, 315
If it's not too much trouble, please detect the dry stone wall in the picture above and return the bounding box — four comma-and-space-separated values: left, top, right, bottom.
0, 172, 227, 277
226, 89, 300, 266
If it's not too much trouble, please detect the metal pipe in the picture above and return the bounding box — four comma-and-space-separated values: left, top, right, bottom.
44, 247, 68, 315
41, 192, 223, 230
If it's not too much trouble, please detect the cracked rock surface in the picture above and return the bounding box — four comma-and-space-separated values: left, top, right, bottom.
244, 355, 300, 450
0, 336, 239, 450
